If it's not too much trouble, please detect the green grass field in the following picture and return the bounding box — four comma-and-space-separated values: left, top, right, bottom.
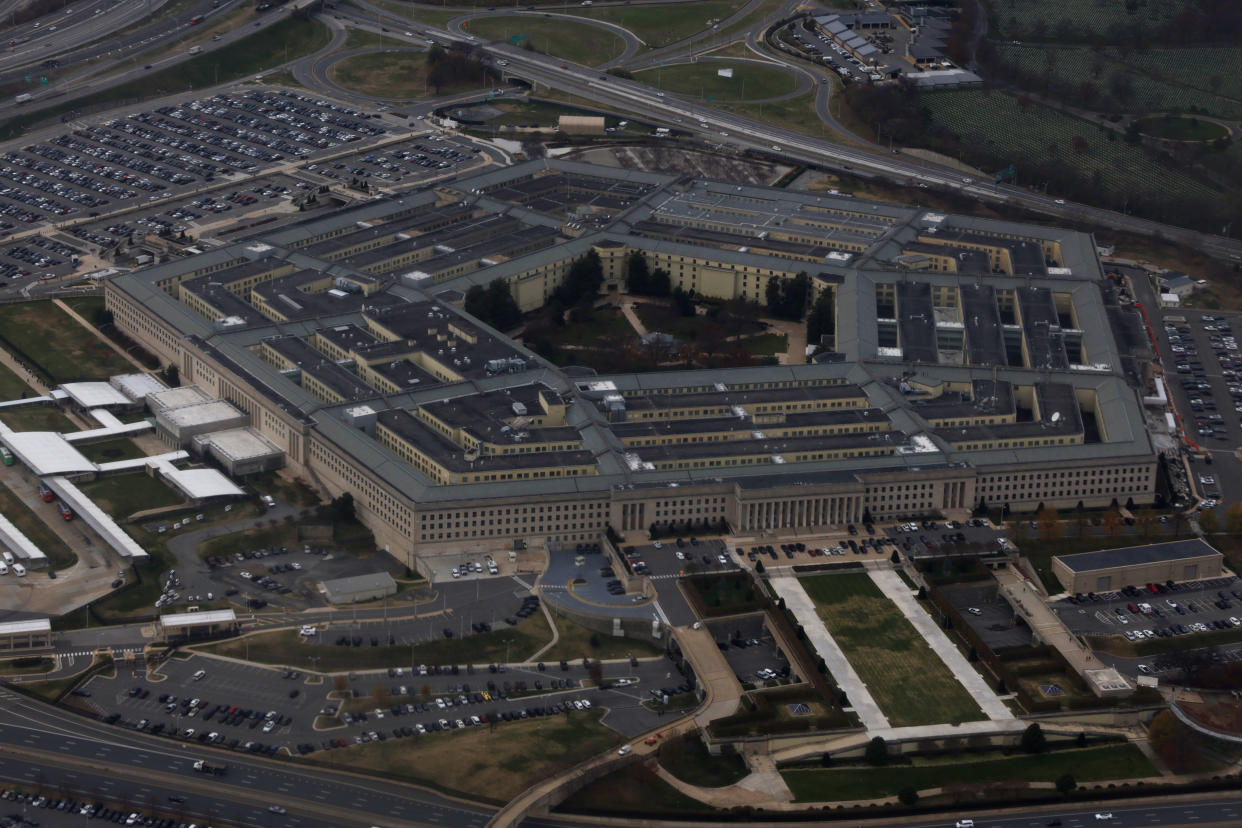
308, 709, 620, 804
330, 50, 457, 98
637, 60, 796, 102
0, 16, 331, 140
0, 483, 75, 570
572, 0, 748, 48
658, 733, 749, 787
462, 17, 624, 67
0, 301, 132, 384
781, 743, 1155, 801
76, 474, 183, 519
921, 89, 1222, 206
799, 573, 985, 727
0, 405, 78, 433
0, 360, 33, 401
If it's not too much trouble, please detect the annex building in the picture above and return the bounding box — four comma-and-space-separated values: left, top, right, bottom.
106, 159, 1159, 574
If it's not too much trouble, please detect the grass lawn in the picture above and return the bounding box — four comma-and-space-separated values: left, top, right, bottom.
76, 474, 183, 519
637, 60, 796, 102
0, 656, 54, 676
342, 27, 411, 50
1134, 115, 1230, 141
558, 762, 714, 815
0, 405, 78, 433
371, 1, 463, 29
739, 332, 788, 356
555, 304, 636, 348
540, 612, 665, 662
203, 610, 556, 671
0, 482, 75, 570
0, 17, 331, 140
573, 0, 748, 48
781, 744, 1156, 802
0, 301, 132, 384
75, 438, 148, 464
307, 708, 621, 803
658, 732, 749, 787
715, 92, 847, 144
245, 470, 321, 508
0, 360, 33, 401
799, 573, 985, 727
329, 50, 468, 99
17, 669, 93, 703
462, 17, 624, 66
59, 296, 106, 324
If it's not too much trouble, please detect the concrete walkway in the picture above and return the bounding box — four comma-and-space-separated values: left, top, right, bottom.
868, 568, 1013, 722
768, 573, 890, 730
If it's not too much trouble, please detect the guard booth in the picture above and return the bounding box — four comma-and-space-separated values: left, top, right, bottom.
158, 609, 239, 643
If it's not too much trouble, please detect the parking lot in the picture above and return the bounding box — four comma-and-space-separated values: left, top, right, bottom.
1053, 575, 1242, 642
941, 583, 1036, 650
299, 134, 481, 189
704, 616, 791, 686
632, 537, 735, 578
80, 647, 674, 758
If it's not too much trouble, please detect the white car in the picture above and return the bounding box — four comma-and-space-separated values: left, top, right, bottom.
1095, 815, 1113, 822
299, 625, 317, 636
653, 541, 662, 549
617, 744, 632, 755
967, 607, 982, 616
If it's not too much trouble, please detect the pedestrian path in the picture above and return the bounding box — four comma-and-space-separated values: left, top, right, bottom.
768, 573, 890, 730
868, 568, 1012, 721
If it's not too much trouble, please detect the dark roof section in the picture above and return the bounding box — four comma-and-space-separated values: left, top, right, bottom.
897, 281, 938, 363
1019, 286, 1069, 370
960, 283, 1008, 366
1057, 539, 1223, 573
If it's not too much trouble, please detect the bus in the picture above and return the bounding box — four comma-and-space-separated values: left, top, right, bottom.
36, 483, 53, 502
0, 447, 12, 466
57, 501, 73, 521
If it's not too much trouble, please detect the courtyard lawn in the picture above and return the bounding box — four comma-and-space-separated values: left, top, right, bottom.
462, 17, 624, 67
539, 612, 665, 662
307, 709, 621, 803
75, 438, 148, 464
76, 474, 184, 520
0, 405, 78, 433
573, 0, 749, 48
0, 301, 132, 384
781, 743, 1155, 802
799, 573, 985, 727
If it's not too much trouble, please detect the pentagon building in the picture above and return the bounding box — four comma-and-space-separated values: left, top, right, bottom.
106, 158, 1157, 571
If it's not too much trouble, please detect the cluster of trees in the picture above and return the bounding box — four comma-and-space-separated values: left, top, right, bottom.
806, 289, 834, 348
765, 272, 811, 321
624, 251, 671, 296
426, 43, 497, 95
554, 250, 604, 307
464, 278, 522, 332
988, 0, 1242, 46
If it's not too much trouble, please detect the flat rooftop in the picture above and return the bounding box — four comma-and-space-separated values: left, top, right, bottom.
1056, 539, 1223, 573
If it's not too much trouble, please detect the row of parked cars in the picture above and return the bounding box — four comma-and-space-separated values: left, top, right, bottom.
0, 789, 194, 827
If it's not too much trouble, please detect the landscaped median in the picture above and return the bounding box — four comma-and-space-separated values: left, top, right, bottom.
779, 743, 1156, 803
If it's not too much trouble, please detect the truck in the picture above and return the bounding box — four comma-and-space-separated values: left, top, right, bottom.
188, 45, 202, 55
57, 501, 73, 521
0, 447, 12, 466
37, 483, 53, 502
192, 759, 227, 776
14, 93, 31, 105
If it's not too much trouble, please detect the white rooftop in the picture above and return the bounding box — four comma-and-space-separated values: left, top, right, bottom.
110, 373, 167, 403
148, 385, 212, 413
0, 431, 94, 476
0, 618, 51, 635
164, 400, 245, 428
60, 382, 130, 409
158, 465, 245, 500
160, 609, 237, 628
0, 512, 47, 564
193, 427, 282, 462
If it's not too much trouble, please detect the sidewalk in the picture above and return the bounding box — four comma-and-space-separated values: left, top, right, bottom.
768, 573, 890, 730
869, 568, 1013, 721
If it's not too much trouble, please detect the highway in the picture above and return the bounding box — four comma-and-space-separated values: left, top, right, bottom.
0, 683, 496, 827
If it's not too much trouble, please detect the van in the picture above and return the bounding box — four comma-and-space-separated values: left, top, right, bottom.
956, 821, 975, 828
1, 551, 11, 565
0, 562, 8, 575
12, 563, 26, 577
